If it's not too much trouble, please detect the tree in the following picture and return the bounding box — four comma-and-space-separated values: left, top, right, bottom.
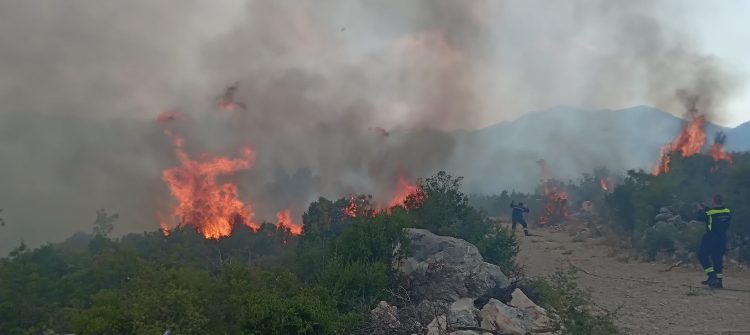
92, 208, 118, 238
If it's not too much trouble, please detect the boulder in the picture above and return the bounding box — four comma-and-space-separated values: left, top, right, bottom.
400, 229, 509, 301
449, 331, 490, 335
688, 220, 705, 227
509, 288, 553, 331
426, 315, 447, 335
652, 221, 672, 230
654, 213, 673, 222
370, 301, 401, 329
448, 298, 480, 327
479, 299, 533, 335
659, 207, 672, 214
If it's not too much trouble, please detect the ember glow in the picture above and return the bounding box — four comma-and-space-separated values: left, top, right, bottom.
217, 82, 247, 111
156, 109, 188, 124
537, 159, 569, 226
276, 208, 302, 236
653, 114, 706, 175
600, 178, 614, 193
161, 132, 258, 239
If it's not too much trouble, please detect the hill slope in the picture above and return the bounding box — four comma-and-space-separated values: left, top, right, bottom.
449, 106, 745, 193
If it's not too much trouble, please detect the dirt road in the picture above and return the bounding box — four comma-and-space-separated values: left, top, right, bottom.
516, 228, 750, 335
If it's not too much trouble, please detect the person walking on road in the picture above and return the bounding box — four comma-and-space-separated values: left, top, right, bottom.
510, 200, 531, 236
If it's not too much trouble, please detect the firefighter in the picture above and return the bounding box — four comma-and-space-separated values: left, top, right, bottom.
510, 200, 530, 236
695, 194, 732, 288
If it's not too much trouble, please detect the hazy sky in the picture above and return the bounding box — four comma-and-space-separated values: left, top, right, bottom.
203, 0, 750, 127
685, 1, 750, 126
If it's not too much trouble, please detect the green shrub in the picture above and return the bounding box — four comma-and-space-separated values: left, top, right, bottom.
601, 153, 750, 261
641, 224, 678, 259
475, 226, 519, 274
412, 171, 519, 270
531, 269, 622, 335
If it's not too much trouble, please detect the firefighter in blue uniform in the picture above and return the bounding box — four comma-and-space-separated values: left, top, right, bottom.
696, 194, 731, 289
510, 201, 530, 236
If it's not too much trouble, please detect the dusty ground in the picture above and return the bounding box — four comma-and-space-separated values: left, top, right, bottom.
516, 228, 750, 335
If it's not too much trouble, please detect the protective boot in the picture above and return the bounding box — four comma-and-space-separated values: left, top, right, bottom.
701, 271, 716, 285
524, 229, 530, 236
707, 277, 723, 289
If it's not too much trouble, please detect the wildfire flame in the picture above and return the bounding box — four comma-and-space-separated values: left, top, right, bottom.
343, 194, 379, 218
653, 115, 706, 175
161, 131, 258, 239
537, 159, 569, 226
388, 175, 423, 210
600, 178, 614, 193
276, 208, 303, 236
343, 195, 360, 218
709, 132, 733, 164
342, 175, 424, 218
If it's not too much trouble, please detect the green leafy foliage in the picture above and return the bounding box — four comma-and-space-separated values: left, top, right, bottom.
410, 171, 520, 272
0, 171, 524, 334
0, 225, 352, 335
604, 153, 750, 258
475, 225, 519, 274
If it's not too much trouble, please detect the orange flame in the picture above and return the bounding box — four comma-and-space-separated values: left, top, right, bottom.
538, 160, 569, 225
276, 208, 302, 236
653, 115, 706, 175
387, 175, 423, 211
709, 132, 733, 163
343, 194, 379, 218
158, 214, 171, 237
343, 196, 359, 218
600, 178, 614, 193
161, 132, 258, 239
342, 176, 424, 218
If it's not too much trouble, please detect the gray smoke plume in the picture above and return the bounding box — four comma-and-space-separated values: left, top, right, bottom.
0, 0, 741, 252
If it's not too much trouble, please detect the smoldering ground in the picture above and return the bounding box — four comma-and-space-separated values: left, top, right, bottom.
0, 0, 741, 252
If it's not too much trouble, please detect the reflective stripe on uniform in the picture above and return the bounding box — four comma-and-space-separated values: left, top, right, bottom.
716, 273, 723, 278
706, 208, 731, 215
706, 208, 730, 231
704, 267, 715, 273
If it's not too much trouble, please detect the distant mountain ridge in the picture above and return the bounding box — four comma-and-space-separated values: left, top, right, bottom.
447, 106, 750, 193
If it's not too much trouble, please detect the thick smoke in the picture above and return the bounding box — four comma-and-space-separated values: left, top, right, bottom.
0, 0, 741, 252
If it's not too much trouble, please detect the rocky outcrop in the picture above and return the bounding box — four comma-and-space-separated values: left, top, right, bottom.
365, 229, 556, 335
448, 298, 480, 328
640, 207, 704, 263
510, 289, 554, 332
399, 228, 509, 301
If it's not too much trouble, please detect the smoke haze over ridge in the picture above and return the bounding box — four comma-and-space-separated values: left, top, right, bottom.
0, 0, 745, 252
